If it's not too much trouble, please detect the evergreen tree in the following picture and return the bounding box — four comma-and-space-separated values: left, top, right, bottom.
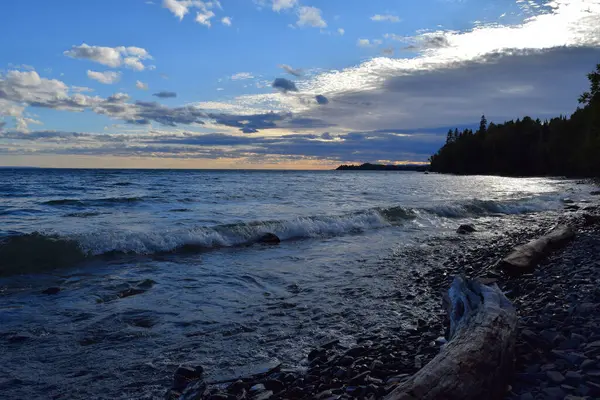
429, 62, 600, 177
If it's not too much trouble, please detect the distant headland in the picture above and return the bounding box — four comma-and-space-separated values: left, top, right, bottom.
336, 163, 429, 172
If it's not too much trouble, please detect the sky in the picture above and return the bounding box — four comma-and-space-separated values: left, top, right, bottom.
0, 0, 599, 169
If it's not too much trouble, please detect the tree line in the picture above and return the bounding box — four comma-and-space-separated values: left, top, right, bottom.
429, 63, 600, 177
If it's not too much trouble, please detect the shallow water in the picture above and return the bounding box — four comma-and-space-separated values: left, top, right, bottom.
0, 169, 594, 399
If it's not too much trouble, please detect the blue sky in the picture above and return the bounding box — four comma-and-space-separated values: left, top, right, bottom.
1, 0, 599, 168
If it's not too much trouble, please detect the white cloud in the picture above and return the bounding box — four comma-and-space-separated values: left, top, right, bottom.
199, 0, 600, 134
162, 0, 222, 25
87, 70, 121, 84
338, 28, 345, 35
71, 86, 94, 93
371, 14, 401, 23
64, 44, 153, 71
231, 72, 254, 80
357, 39, 382, 48
162, 0, 190, 20
297, 6, 327, 28
0, 70, 103, 130
272, 0, 297, 12
196, 10, 215, 26
136, 80, 149, 90
221, 16, 232, 26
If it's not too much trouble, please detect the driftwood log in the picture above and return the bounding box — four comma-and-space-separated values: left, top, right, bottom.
499, 224, 575, 275
385, 277, 517, 400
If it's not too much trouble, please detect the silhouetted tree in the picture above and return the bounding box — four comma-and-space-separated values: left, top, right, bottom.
429, 63, 600, 177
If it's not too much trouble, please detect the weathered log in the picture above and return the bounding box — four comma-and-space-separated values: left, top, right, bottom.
499, 224, 575, 275
385, 277, 517, 400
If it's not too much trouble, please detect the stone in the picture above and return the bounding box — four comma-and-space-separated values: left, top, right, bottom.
117, 287, 146, 299
552, 350, 587, 366
349, 371, 369, 385
456, 224, 476, 234
42, 287, 61, 295
586, 340, 600, 348
565, 371, 583, 384
257, 233, 280, 245
264, 379, 284, 393
546, 370, 566, 384
519, 393, 534, 400
308, 349, 326, 362
173, 365, 204, 391
581, 359, 597, 370
542, 386, 566, 399
339, 356, 354, 366
253, 390, 274, 400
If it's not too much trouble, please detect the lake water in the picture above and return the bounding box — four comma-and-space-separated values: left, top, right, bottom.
0, 169, 594, 399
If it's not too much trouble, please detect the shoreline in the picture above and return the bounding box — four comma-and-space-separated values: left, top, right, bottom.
167, 202, 600, 399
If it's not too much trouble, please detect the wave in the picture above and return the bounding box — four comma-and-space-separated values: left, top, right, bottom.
43, 197, 144, 206
0, 196, 561, 274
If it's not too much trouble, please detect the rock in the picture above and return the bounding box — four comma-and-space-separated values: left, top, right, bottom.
542, 386, 566, 399
319, 339, 340, 349
257, 233, 280, 245
565, 371, 583, 384
565, 205, 580, 211
264, 379, 284, 393
552, 350, 587, 366
546, 370, 566, 384
339, 356, 354, 366
308, 348, 326, 362
519, 393, 534, 400
42, 287, 61, 295
173, 365, 204, 391
207, 394, 228, 400
117, 287, 146, 299
563, 198, 575, 204
581, 359, 597, 370
590, 191, 600, 195
349, 371, 369, 385
586, 340, 600, 348
457, 224, 476, 234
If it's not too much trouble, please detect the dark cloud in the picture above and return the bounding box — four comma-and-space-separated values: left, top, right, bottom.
272, 78, 298, 93
300, 46, 600, 131
152, 91, 177, 98
210, 112, 287, 132
315, 95, 329, 105
279, 64, 303, 77
2, 128, 447, 163
133, 101, 205, 126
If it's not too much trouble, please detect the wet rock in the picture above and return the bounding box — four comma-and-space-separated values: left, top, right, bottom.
173, 365, 204, 391
457, 224, 476, 234
42, 287, 61, 295
546, 370, 566, 385
565, 371, 583, 384
542, 386, 566, 399
581, 359, 597, 370
519, 393, 534, 400
257, 233, 280, 245
339, 356, 354, 366
117, 287, 146, 299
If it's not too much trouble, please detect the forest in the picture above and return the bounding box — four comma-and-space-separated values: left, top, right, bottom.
429, 63, 600, 177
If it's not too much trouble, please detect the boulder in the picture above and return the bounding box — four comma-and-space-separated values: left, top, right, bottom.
258, 233, 281, 245
457, 224, 476, 234
173, 365, 204, 391
42, 287, 61, 295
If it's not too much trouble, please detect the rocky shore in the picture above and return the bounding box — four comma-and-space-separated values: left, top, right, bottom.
166, 205, 600, 400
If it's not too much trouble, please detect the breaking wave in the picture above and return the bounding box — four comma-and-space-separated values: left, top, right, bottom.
0, 196, 561, 274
